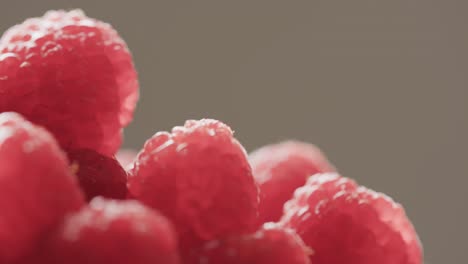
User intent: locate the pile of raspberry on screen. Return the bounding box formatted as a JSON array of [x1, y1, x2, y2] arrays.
[[0, 10, 423, 264]]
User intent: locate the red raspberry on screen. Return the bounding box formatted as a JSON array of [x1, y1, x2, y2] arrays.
[[43, 198, 180, 264], [115, 149, 137, 169], [280, 173, 423, 264], [67, 149, 127, 201], [0, 10, 139, 155], [249, 140, 335, 223], [0, 112, 84, 263], [184, 223, 311, 264], [128, 119, 259, 242]]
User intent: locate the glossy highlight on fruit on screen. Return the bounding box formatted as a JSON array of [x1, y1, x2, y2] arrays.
[[115, 149, 137, 169]]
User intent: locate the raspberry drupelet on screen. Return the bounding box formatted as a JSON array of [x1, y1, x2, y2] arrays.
[[0, 9, 139, 155], [280, 173, 423, 264], [128, 119, 259, 245]]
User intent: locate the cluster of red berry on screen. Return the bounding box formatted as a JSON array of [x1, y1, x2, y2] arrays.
[[0, 10, 423, 264]]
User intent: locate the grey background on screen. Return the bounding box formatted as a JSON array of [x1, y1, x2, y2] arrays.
[[1, 1, 467, 262]]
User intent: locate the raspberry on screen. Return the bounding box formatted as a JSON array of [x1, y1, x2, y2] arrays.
[[128, 119, 259, 242], [0, 10, 139, 155], [280, 173, 423, 264], [115, 149, 137, 169], [42, 198, 180, 264], [67, 149, 127, 201], [184, 223, 311, 264], [0, 112, 84, 263], [249, 140, 335, 223]]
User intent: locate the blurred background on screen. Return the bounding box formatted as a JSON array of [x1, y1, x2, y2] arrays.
[[1, 0, 466, 262]]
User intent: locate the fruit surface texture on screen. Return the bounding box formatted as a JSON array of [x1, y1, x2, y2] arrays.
[[0, 9, 139, 155]]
